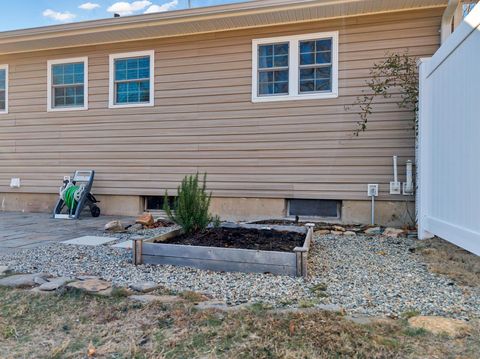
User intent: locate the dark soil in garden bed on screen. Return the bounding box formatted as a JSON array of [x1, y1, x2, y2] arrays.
[[158, 227, 306, 252]]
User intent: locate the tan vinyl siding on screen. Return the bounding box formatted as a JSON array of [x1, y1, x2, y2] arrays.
[[0, 8, 442, 201]]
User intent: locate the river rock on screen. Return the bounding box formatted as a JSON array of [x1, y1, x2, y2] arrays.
[[129, 281, 162, 293], [67, 278, 111, 293], [408, 316, 471, 337], [383, 228, 405, 238], [39, 277, 73, 291], [314, 229, 330, 235], [105, 220, 124, 232], [136, 213, 154, 226], [0, 273, 48, 288], [365, 227, 382, 235]]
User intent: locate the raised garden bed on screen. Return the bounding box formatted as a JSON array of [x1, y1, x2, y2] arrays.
[[133, 223, 314, 277]]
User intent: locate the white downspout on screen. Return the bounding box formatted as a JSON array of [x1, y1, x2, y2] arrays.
[[441, 0, 461, 44]]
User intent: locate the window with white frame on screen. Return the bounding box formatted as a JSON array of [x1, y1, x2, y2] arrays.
[[47, 57, 88, 111], [252, 32, 338, 102], [0, 65, 8, 113], [109, 50, 154, 108]]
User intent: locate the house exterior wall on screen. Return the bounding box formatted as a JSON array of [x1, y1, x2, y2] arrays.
[[0, 8, 443, 223]]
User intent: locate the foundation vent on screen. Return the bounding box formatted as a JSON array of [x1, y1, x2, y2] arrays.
[[287, 199, 341, 219]]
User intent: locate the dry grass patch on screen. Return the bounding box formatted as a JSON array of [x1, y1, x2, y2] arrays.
[[415, 238, 480, 287], [0, 287, 479, 358]]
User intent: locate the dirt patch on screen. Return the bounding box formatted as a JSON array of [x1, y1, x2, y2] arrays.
[[415, 237, 480, 287], [158, 227, 305, 252]]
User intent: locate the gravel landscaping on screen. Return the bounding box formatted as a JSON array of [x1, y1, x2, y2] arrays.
[[1, 229, 479, 319]]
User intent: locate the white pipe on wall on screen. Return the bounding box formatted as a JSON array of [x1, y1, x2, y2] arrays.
[[393, 155, 398, 183], [441, 0, 461, 44]]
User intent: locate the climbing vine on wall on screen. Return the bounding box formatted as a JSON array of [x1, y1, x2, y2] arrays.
[[353, 52, 419, 136]]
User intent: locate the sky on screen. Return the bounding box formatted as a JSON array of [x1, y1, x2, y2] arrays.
[[0, 0, 248, 31]]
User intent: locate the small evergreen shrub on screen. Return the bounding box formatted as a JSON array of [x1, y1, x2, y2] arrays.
[[163, 173, 216, 235]]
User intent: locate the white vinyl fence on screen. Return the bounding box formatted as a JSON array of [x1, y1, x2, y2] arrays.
[[417, 5, 480, 255]]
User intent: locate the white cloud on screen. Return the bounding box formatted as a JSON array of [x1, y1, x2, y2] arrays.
[[144, 0, 179, 14], [79, 2, 101, 10], [107, 1, 152, 16], [42, 9, 76, 22]]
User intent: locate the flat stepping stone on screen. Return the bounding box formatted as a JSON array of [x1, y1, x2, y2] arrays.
[[39, 277, 73, 291], [112, 240, 133, 249], [0, 266, 10, 275], [0, 273, 48, 288], [129, 282, 162, 293], [128, 294, 183, 304], [62, 236, 118, 246], [67, 279, 111, 293]]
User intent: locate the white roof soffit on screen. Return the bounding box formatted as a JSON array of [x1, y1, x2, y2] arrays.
[[0, 0, 448, 55]]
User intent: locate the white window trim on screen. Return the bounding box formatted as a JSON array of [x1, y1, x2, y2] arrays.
[[252, 31, 339, 103], [109, 50, 155, 109], [0, 64, 8, 114], [47, 57, 88, 112]]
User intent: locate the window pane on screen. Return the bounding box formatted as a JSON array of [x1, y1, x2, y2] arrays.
[[140, 90, 150, 102], [316, 39, 332, 51], [300, 80, 315, 92], [274, 43, 289, 55], [300, 41, 315, 54], [259, 56, 273, 69], [63, 74, 74, 84], [316, 79, 331, 91], [259, 71, 273, 83], [300, 68, 315, 80], [64, 64, 74, 75], [54, 87, 65, 97], [0, 89, 5, 110], [316, 67, 331, 79], [300, 53, 314, 65], [116, 92, 127, 103], [274, 70, 288, 82], [316, 52, 331, 64], [128, 92, 139, 102], [116, 69, 127, 81], [138, 67, 149, 78], [274, 82, 288, 94], [138, 57, 149, 68], [259, 83, 273, 95], [0, 69, 5, 85], [117, 83, 128, 93], [274, 55, 288, 67], [258, 44, 273, 57]]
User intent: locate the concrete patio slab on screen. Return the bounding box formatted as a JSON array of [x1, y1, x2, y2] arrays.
[[0, 212, 134, 254], [62, 236, 118, 246]]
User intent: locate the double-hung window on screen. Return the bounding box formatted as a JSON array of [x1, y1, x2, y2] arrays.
[[109, 50, 154, 108], [0, 65, 8, 114], [47, 57, 88, 111], [252, 31, 338, 102]]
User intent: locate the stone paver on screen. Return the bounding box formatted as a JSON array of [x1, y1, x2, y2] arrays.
[[62, 236, 118, 246], [0, 212, 133, 254]]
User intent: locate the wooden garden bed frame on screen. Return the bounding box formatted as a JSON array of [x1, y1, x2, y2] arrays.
[[133, 223, 314, 277]]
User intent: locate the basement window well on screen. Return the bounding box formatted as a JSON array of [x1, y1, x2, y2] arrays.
[[144, 196, 176, 212], [288, 199, 341, 219]]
